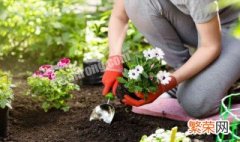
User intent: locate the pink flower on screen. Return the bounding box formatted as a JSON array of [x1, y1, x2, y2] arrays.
[[48, 72, 56, 80], [33, 70, 43, 77], [57, 58, 71, 68], [39, 65, 53, 72], [42, 70, 56, 80], [33, 65, 56, 80]]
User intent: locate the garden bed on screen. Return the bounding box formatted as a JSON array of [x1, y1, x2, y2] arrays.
[[0, 77, 215, 142]]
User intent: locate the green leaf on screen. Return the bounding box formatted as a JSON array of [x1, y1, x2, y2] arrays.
[[123, 69, 129, 78], [142, 72, 148, 79], [42, 102, 50, 112], [149, 86, 157, 93], [140, 135, 148, 142], [62, 106, 70, 112], [117, 77, 127, 84], [124, 84, 129, 88], [134, 86, 143, 92]]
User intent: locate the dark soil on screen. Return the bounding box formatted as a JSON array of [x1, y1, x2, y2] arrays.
[[0, 77, 218, 142]]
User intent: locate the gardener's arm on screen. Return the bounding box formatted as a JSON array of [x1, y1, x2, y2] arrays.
[[102, 0, 129, 96], [172, 15, 221, 83], [108, 0, 129, 56]]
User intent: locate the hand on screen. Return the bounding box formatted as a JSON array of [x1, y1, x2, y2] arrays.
[[122, 76, 177, 106], [102, 55, 123, 96]]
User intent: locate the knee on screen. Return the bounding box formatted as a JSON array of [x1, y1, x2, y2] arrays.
[[179, 97, 217, 118], [177, 83, 221, 118]]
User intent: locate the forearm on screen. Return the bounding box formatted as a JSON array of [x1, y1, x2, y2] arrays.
[[172, 15, 221, 84], [108, 15, 129, 56], [172, 46, 221, 84]]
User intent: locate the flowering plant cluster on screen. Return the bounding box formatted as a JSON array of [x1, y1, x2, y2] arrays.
[[140, 128, 191, 142], [27, 58, 80, 112], [118, 48, 171, 97], [0, 70, 14, 109]]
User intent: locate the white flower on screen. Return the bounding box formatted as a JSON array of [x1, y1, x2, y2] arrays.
[[143, 48, 165, 61], [157, 71, 172, 85], [143, 49, 155, 60], [135, 65, 144, 74], [153, 48, 165, 60], [162, 60, 167, 65], [128, 69, 140, 80], [155, 129, 165, 134]]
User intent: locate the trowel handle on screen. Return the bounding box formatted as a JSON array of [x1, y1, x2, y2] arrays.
[[105, 93, 114, 101], [107, 99, 110, 104]]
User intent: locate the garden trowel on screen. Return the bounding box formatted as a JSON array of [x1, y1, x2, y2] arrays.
[[89, 93, 115, 124]]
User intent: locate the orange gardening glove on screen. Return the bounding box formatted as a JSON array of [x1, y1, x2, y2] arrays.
[[102, 55, 123, 96], [122, 76, 177, 106]]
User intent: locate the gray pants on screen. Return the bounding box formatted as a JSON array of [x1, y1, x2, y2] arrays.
[[124, 0, 240, 118]]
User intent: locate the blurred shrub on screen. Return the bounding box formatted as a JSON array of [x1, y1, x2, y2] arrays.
[[27, 58, 80, 112], [0, 0, 86, 64], [0, 0, 150, 66], [0, 70, 13, 109], [84, 10, 150, 63], [232, 21, 240, 38], [219, 0, 240, 37]]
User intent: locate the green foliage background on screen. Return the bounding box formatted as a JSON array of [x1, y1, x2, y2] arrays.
[[0, 0, 149, 66], [0, 70, 13, 109], [0, 0, 239, 66], [0, 0, 86, 64]]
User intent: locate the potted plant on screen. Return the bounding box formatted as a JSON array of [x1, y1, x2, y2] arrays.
[[27, 58, 80, 112], [83, 59, 104, 85], [117, 48, 169, 100], [0, 70, 13, 138]]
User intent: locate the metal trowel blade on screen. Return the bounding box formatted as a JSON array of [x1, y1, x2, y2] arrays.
[[90, 103, 115, 124]]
